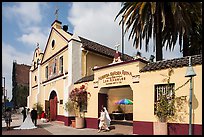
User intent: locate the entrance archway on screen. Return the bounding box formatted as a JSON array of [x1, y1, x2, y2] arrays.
[[98, 85, 133, 132], [49, 90, 58, 121]]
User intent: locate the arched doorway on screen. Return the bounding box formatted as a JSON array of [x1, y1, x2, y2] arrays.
[[98, 85, 133, 133], [49, 90, 58, 121]]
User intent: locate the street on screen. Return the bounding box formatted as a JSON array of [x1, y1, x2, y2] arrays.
[[2, 113, 135, 135]]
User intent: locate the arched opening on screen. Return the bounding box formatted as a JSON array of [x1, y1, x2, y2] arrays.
[[98, 85, 133, 132], [48, 90, 58, 121]]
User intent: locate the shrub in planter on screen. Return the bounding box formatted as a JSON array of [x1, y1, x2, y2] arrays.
[[65, 84, 91, 128], [33, 102, 43, 119], [154, 68, 188, 135]]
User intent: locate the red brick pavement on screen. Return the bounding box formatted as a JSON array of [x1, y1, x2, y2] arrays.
[[2, 126, 52, 135]]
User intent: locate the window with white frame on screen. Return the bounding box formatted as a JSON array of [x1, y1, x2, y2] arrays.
[[53, 58, 57, 75], [79, 92, 88, 112], [59, 56, 63, 74], [45, 66, 48, 80], [154, 83, 175, 115], [34, 62, 36, 69]]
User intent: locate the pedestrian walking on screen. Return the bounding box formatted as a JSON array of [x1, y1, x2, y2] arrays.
[[31, 108, 38, 126], [21, 107, 27, 122], [98, 108, 110, 133], [103, 106, 111, 128], [4, 108, 12, 130]]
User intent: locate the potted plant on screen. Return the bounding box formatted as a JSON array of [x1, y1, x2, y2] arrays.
[[65, 84, 91, 129], [154, 67, 189, 135], [33, 102, 43, 119], [154, 68, 176, 135]]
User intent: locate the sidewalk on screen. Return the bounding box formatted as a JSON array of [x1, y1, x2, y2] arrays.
[[37, 118, 134, 135], [2, 114, 52, 135], [2, 113, 135, 135]]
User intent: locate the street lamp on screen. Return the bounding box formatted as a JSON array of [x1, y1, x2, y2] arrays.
[[121, 15, 124, 61], [185, 56, 196, 135]]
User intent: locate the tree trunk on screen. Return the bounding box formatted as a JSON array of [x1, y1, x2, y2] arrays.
[[183, 33, 189, 57], [155, 3, 163, 61]]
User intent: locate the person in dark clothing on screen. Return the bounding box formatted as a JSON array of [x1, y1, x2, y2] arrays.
[[21, 107, 27, 122], [4, 108, 12, 130], [31, 108, 38, 126]]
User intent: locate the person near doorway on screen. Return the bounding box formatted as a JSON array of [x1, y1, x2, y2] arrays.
[[21, 107, 27, 122], [31, 108, 38, 126], [103, 106, 111, 128], [40, 111, 47, 123], [4, 108, 12, 130], [98, 108, 110, 133]]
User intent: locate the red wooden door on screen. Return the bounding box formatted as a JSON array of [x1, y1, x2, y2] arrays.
[[98, 93, 107, 117], [50, 96, 57, 121], [53, 96, 57, 120], [50, 99, 54, 121]]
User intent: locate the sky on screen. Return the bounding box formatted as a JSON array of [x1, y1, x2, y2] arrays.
[[2, 2, 182, 101]]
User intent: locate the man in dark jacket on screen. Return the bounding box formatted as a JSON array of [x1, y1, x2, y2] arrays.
[[21, 107, 27, 122], [31, 108, 38, 126]]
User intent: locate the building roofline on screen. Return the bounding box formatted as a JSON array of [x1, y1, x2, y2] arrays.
[[140, 54, 202, 72], [93, 58, 148, 71]]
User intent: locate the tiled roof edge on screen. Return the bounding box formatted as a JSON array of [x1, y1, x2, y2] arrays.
[[74, 74, 94, 84], [140, 54, 202, 72]]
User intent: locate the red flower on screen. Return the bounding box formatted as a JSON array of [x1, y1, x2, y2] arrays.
[[69, 84, 91, 106]]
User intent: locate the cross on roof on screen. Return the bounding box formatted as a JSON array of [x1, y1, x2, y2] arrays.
[[36, 42, 39, 48], [55, 7, 59, 20]]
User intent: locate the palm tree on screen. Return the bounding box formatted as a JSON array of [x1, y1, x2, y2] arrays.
[[181, 3, 202, 56], [115, 2, 202, 61], [182, 23, 202, 57]]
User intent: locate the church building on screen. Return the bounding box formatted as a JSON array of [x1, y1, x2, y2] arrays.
[[28, 19, 202, 135], [28, 19, 132, 123]]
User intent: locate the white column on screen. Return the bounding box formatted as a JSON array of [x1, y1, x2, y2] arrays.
[[64, 45, 69, 116], [65, 33, 82, 117], [63, 76, 68, 116], [27, 70, 32, 108], [68, 33, 82, 85], [37, 64, 41, 103], [43, 85, 45, 104]]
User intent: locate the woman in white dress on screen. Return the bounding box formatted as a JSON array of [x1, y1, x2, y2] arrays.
[[103, 106, 111, 128], [98, 108, 110, 133], [14, 108, 37, 130]]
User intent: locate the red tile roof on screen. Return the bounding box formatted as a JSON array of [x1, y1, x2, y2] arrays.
[[79, 36, 133, 61], [74, 74, 94, 84], [140, 54, 202, 72], [64, 30, 133, 61]]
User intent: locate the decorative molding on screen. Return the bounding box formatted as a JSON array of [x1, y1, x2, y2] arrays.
[[41, 45, 68, 65], [93, 59, 148, 71], [42, 72, 68, 85]]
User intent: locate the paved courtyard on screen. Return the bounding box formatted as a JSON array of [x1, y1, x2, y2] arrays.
[[2, 113, 135, 135]]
